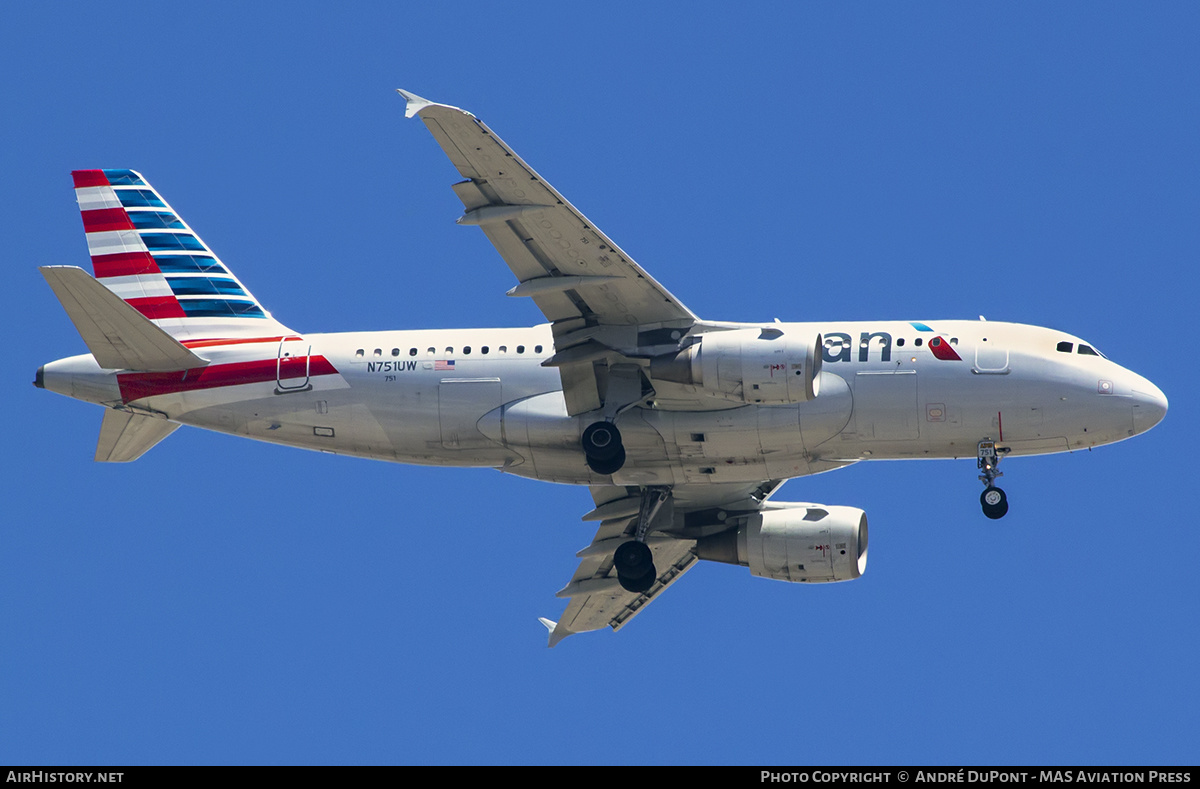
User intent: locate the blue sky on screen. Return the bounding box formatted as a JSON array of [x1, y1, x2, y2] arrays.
[[3, 2, 1196, 765]]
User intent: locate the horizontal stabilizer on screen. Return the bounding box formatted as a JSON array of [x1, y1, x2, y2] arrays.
[[96, 409, 180, 462], [40, 266, 209, 371]]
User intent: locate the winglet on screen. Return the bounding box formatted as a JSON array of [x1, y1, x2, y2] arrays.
[[395, 88, 473, 120], [538, 617, 573, 648], [396, 88, 433, 118]]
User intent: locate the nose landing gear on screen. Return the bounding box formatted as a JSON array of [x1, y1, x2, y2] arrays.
[[977, 440, 1011, 519]]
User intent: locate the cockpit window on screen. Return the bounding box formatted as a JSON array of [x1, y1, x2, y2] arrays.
[[1057, 341, 1073, 353], [1078, 344, 1100, 357]]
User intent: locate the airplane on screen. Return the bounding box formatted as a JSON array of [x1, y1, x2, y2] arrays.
[[35, 89, 1168, 646]]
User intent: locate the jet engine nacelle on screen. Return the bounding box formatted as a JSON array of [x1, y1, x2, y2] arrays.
[[694, 503, 868, 583], [650, 329, 822, 405]]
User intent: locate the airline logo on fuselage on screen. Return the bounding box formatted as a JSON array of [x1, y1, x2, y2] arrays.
[[822, 331, 962, 363]]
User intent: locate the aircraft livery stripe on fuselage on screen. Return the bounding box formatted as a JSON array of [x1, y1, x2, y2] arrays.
[[117, 356, 340, 402], [181, 335, 303, 349]]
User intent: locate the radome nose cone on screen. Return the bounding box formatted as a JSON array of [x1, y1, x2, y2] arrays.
[[1131, 378, 1168, 433]]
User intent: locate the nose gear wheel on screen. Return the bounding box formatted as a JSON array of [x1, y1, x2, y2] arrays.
[[980, 486, 1008, 519], [977, 440, 1012, 519]]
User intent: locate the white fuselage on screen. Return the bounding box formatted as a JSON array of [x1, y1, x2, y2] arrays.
[[40, 319, 1169, 487]]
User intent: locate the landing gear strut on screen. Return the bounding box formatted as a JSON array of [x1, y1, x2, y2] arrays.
[[977, 440, 1011, 519], [613, 487, 669, 593]]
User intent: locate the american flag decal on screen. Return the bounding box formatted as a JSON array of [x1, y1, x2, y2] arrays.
[[435, 359, 455, 371]]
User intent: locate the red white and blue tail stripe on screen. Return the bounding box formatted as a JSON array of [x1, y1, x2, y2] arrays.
[[72, 169, 290, 340]]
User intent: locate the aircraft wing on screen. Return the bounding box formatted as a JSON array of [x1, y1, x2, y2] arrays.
[[399, 89, 699, 414], [541, 481, 787, 646]]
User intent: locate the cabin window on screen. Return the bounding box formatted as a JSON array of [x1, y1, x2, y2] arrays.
[[481, 346, 489, 354], [517, 345, 525, 354], [463, 346, 471, 354], [409, 348, 418, 356], [914, 338, 923, 347], [373, 349, 382, 357], [950, 338, 958, 345], [445, 347, 453, 355], [391, 348, 400, 356], [499, 346, 507, 353], [427, 347, 436, 356], [1057, 341, 1074, 353], [896, 338, 905, 347], [355, 349, 364, 358], [535, 345, 543, 353]]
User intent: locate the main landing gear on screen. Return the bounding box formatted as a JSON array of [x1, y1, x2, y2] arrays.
[[613, 540, 654, 593], [613, 487, 670, 593], [580, 363, 648, 476], [582, 420, 625, 475], [977, 440, 1011, 519]]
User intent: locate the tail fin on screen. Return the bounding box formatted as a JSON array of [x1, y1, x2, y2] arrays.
[[71, 169, 290, 341]]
